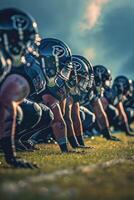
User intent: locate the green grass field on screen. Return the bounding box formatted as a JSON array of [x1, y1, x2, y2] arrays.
[[0, 133, 134, 200]]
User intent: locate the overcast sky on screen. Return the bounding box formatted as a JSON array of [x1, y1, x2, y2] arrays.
[[0, 0, 134, 79]]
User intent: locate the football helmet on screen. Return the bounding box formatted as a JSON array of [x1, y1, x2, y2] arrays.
[[0, 8, 39, 67], [113, 75, 130, 95], [67, 55, 91, 93], [74, 55, 94, 90], [93, 65, 112, 87], [38, 38, 72, 88]]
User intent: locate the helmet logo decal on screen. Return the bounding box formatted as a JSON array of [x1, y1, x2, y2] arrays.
[[73, 61, 82, 71], [52, 45, 65, 58], [118, 78, 126, 84], [11, 15, 29, 30], [117, 78, 126, 90], [96, 67, 105, 74], [96, 67, 106, 79]]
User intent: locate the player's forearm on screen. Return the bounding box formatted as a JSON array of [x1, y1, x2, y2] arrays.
[[117, 102, 128, 123], [93, 98, 109, 130]]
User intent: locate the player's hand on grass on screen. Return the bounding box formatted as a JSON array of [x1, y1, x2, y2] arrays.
[[6, 157, 39, 169], [76, 145, 95, 149], [108, 136, 121, 142]]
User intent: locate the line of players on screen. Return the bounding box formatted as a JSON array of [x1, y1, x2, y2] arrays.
[[0, 8, 134, 169]]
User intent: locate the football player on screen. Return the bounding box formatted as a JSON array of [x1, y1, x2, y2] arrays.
[[123, 79, 134, 127], [0, 8, 47, 168], [64, 55, 95, 148], [110, 76, 134, 136], [24, 38, 73, 153], [83, 65, 120, 141]]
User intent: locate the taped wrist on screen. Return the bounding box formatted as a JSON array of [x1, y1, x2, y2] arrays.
[[76, 135, 84, 146], [1, 136, 16, 163], [68, 136, 79, 148]]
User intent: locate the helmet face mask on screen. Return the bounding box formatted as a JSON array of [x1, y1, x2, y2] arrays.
[[67, 56, 92, 93], [0, 8, 38, 67], [40, 54, 59, 87], [42, 55, 59, 78], [78, 75, 90, 92], [26, 46, 64, 89], [105, 73, 112, 87], [67, 71, 77, 89], [73, 55, 94, 91], [93, 65, 112, 88], [38, 38, 72, 88], [59, 62, 72, 81]]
